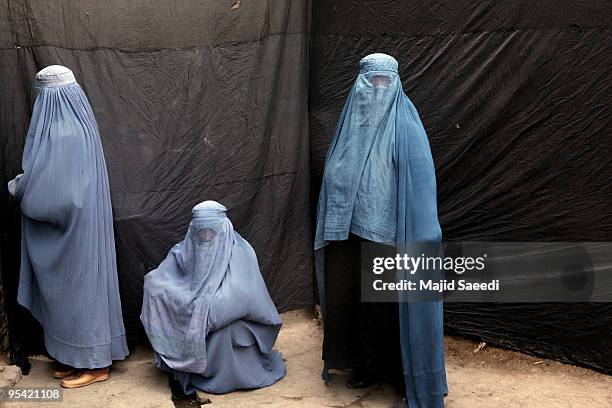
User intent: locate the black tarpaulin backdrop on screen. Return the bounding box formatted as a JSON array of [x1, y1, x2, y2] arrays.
[[310, 1, 612, 374], [1, 0, 611, 374], [0, 0, 313, 357]]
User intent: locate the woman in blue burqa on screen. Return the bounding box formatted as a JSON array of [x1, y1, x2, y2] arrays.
[[141, 201, 286, 401], [315, 53, 448, 407], [7, 65, 129, 388]]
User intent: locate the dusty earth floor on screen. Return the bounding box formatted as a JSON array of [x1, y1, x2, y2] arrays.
[[4, 309, 612, 408]]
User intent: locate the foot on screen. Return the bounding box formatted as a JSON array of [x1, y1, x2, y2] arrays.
[[60, 368, 109, 389], [168, 377, 211, 404], [52, 362, 76, 379], [389, 397, 407, 408], [346, 373, 373, 389], [168, 377, 194, 400]]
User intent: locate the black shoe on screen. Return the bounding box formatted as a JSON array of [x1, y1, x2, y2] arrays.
[[346, 373, 373, 389], [168, 377, 212, 405], [168, 377, 195, 400], [389, 397, 407, 408]]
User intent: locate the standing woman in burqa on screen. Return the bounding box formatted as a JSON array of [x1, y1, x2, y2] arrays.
[[7, 65, 129, 388], [315, 54, 448, 407]]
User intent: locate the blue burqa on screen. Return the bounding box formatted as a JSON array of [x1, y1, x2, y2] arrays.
[[140, 201, 286, 394], [315, 54, 448, 408], [12, 65, 129, 368]]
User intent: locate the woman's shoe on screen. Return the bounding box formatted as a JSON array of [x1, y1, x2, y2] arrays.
[[60, 368, 109, 389], [390, 397, 408, 408], [168, 376, 194, 400], [168, 376, 212, 404], [52, 362, 76, 379], [346, 373, 374, 389]]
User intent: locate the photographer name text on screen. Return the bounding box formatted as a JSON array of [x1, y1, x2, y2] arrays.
[[373, 279, 500, 292]]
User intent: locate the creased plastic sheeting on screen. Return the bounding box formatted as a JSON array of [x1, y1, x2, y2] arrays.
[[310, 1, 612, 374], [0, 0, 312, 362], [0, 0, 308, 50]]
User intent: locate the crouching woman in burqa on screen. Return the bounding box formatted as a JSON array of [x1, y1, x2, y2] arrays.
[[315, 54, 448, 407], [140, 201, 286, 402], [7, 65, 129, 388]]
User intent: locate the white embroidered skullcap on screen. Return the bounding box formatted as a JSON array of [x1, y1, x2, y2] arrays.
[[360, 53, 398, 74], [192, 201, 228, 218], [34, 65, 77, 88]]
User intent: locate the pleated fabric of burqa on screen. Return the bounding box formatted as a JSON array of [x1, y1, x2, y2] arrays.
[[12, 65, 129, 368], [141, 201, 286, 395], [315, 54, 448, 408]]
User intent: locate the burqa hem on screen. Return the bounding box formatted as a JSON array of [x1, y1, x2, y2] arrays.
[[18, 271, 129, 369]]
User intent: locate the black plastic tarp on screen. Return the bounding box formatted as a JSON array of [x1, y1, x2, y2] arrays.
[[0, 0, 313, 355], [1, 0, 611, 376], [310, 1, 612, 373]]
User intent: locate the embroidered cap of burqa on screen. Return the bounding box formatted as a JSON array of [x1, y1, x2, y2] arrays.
[[13, 65, 129, 368], [141, 201, 286, 394], [315, 54, 448, 408]]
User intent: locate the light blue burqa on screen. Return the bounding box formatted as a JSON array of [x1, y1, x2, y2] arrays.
[[140, 201, 286, 394], [315, 54, 448, 408], [13, 65, 129, 368]]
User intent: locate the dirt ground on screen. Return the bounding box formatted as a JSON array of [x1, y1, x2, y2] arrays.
[[4, 309, 612, 408]]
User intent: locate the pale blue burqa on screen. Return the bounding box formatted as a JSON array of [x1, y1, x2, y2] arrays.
[[140, 201, 286, 394], [315, 54, 448, 408], [12, 65, 129, 368]]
